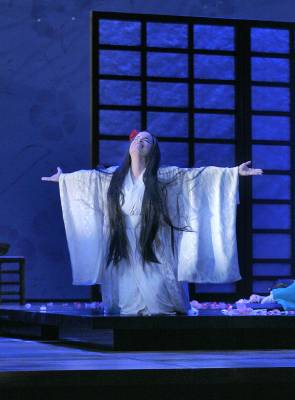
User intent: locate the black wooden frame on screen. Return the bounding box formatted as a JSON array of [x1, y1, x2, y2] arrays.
[[91, 11, 295, 302]]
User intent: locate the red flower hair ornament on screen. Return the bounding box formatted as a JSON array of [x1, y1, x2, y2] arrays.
[[129, 129, 139, 141]]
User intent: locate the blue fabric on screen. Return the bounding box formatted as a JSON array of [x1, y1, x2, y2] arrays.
[[272, 281, 295, 310]]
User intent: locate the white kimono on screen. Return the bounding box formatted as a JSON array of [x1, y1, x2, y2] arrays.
[[59, 165, 241, 315]]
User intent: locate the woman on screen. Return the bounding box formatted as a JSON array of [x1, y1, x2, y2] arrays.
[[250, 280, 295, 310], [42, 130, 262, 315]]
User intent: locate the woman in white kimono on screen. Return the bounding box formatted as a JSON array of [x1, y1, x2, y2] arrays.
[[42, 130, 262, 315]]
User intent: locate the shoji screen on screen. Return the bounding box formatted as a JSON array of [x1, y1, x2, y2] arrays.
[[92, 13, 295, 300], [250, 27, 294, 295]]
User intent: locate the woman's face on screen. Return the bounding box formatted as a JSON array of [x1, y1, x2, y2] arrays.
[[129, 131, 154, 158]]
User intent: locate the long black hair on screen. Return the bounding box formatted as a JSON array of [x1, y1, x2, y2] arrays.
[[106, 132, 190, 267]]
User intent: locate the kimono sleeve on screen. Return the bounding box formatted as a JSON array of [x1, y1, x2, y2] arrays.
[[177, 166, 241, 283], [59, 169, 111, 285]]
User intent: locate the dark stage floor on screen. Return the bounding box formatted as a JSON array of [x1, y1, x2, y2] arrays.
[[0, 336, 295, 400], [1, 303, 295, 399]]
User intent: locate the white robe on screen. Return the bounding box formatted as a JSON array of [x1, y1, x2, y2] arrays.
[[59, 165, 241, 315]]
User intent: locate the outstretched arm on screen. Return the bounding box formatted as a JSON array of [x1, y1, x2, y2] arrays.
[[41, 167, 63, 183], [238, 160, 263, 176]]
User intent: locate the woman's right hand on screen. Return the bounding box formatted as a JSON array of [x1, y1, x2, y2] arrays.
[[41, 167, 63, 183]]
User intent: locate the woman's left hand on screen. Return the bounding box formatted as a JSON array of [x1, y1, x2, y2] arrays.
[[238, 161, 263, 176]]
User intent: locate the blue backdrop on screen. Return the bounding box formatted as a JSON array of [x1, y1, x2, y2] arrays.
[[1, 0, 295, 300]]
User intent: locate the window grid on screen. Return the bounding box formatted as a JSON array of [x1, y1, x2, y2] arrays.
[[92, 12, 295, 300], [248, 26, 294, 294], [96, 21, 237, 157]]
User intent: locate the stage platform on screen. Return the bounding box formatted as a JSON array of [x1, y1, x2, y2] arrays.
[[0, 302, 294, 351], [1, 303, 295, 399]]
